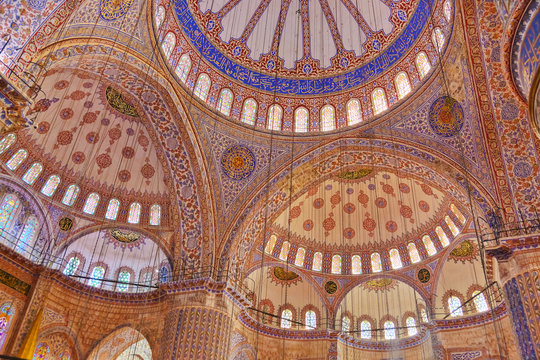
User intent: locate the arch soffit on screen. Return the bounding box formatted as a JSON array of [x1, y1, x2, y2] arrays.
[[36, 326, 81, 360], [86, 325, 154, 360]]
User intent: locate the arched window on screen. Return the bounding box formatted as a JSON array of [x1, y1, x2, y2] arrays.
[[331, 255, 342, 274], [6, 149, 27, 170], [406, 316, 417, 336], [160, 266, 169, 283], [435, 226, 450, 247], [432, 28, 445, 52], [312, 252, 323, 271], [63, 257, 80, 276], [360, 320, 371, 339], [83, 193, 100, 215], [448, 296, 463, 317], [128, 202, 141, 224], [150, 204, 161, 226], [62, 185, 79, 206], [194, 73, 210, 101], [371, 252, 382, 273], [105, 199, 120, 220], [240, 98, 257, 125], [155, 5, 165, 28], [342, 316, 351, 332], [444, 215, 460, 236], [320, 105, 335, 131], [346, 99, 362, 125], [372, 88, 388, 115], [420, 308, 429, 323], [389, 248, 403, 269], [281, 309, 292, 328], [395, 72, 412, 99], [443, 0, 452, 22], [295, 247, 305, 267], [142, 270, 153, 286], [407, 243, 421, 263], [88, 266, 105, 287], [279, 241, 290, 261], [117, 271, 131, 292], [384, 321, 396, 339], [162, 32, 176, 59], [264, 234, 277, 254], [422, 235, 437, 256], [40, 175, 60, 197], [351, 255, 362, 274], [305, 310, 316, 329], [16, 216, 38, 254], [416, 52, 431, 79], [59, 351, 71, 360], [267, 104, 283, 131], [0, 134, 16, 155], [175, 54, 191, 83], [33, 342, 50, 359], [217, 88, 233, 116], [450, 204, 466, 224], [0, 303, 14, 350], [472, 291, 489, 312], [294, 107, 309, 132], [0, 194, 20, 230], [22, 163, 42, 185]]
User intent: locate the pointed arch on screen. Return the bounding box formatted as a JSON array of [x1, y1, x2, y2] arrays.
[[194, 73, 211, 101], [41, 175, 60, 197], [217, 88, 233, 116], [331, 254, 342, 274], [351, 255, 362, 274], [149, 204, 161, 226], [422, 235, 437, 256], [241, 98, 257, 125], [105, 199, 120, 220], [395, 72, 412, 99], [432, 27, 445, 52], [294, 106, 309, 132], [162, 32, 176, 59], [62, 185, 79, 206], [267, 104, 283, 131], [372, 88, 388, 115], [22, 163, 43, 185], [155, 5, 165, 28], [6, 149, 27, 170], [389, 248, 403, 269], [175, 54, 191, 82], [320, 105, 335, 131], [371, 252, 382, 272], [128, 203, 141, 224], [83, 193, 100, 215], [87, 327, 152, 360], [312, 252, 323, 271], [0, 134, 16, 155], [346, 99, 362, 125], [416, 52, 431, 79]]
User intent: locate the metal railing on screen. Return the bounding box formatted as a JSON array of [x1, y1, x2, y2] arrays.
[[478, 212, 540, 248]]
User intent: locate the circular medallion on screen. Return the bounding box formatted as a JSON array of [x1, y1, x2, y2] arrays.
[[58, 217, 74, 231], [325, 280, 338, 294], [417, 268, 431, 283], [428, 96, 464, 137], [220, 145, 256, 180]]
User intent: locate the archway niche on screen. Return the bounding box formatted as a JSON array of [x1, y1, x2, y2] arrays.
[[87, 327, 152, 360]]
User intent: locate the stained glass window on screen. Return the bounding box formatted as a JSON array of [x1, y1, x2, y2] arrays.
[[150, 204, 161, 226], [305, 310, 316, 329], [16, 216, 38, 254], [160, 266, 169, 283], [88, 266, 105, 287], [142, 270, 153, 286], [162, 32, 176, 59], [346, 99, 362, 125], [472, 291, 489, 312], [432, 28, 445, 52], [117, 271, 130, 292], [267, 104, 283, 131], [372, 88, 388, 115], [63, 257, 80, 276], [22, 163, 42, 185], [406, 317, 417, 336], [445, 215, 460, 236], [105, 199, 120, 220], [436, 226, 450, 247], [312, 252, 323, 271], [407, 243, 421, 263], [416, 52, 431, 79], [59, 352, 71, 360], [294, 107, 309, 132], [175, 54, 191, 83], [389, 248, 403, 269], [241, 98, 257, 125], [6, 149, 27, 170], [0, 134, 16, 155], [360, 320, 371, 339], [444, 0, 452, 22], [281, 309, 292, 328], [0, 194, 20, 230], [342, 316, 351, 332], [40, 175, 60, 197], [450, 204, 466, 224], [395, 72, 412, 99], [448, 296, 463, 317], [128, 202, 141, 224], [331, 255, 342, 274], [83, 193, 100, 215], [155, 5, 165, 28], [420, 308, 429, 323], [279, 241, 290, 261], [32, 342, 50, 359], [194, 73, 210, 102], [351, 255, 362, 274], [320, 105, 335, 132], [62, 185, 79, 206], [0, 303, 14, 351], [217, 88, 233, 116], [295, 247, 305, 267], [371, 252, 382, 273], [264, 234, 277, 254], [384, 321, 396, 339], [422, 235, 437, 256]]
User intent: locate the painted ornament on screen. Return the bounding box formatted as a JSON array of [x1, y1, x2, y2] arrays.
[[428, 96, 464, 137]]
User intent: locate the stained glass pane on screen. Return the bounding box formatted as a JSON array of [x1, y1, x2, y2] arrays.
[[162, 32, 176, 59], [83, 193, 100, 215], [88, 266, 105, 287], [371, 252, 382, 273], [445, 215, 460, 236], [422, 235, 437, 256], [105, 199, 120, 220], [395, 72, 412, 99], [0, 194, 20, 230], [0, 303, 14, 350], [295, 247, 305, 267], [389, 248, 403, 269], [450, 204, 466, 224], [265, 234, 277, 254], [155, 5, 165, 28], [150, 204, 161, 226], [306, 310, 316, 329], [331, 255, 342, 274], [432, 28, 445, 52], [217, 89, 233, 116], [448, 296, 463, 317], [279, 241, 290, 261], [63, 257, 80, 276], [360, 320, 371, 339], [351, 255, 362, 274], [407, 243, 421, 263], [342, 316, 351, 332], [128, 202, 141, 224], [281, 309, 292, 328], [117, 271, 130, 292], [142, 271, 153, 286], [32, 342, 50, 360], [406, 317, 417, 336], [346, 99, 362, 125], [160, 266, 169, 283], [194, 73, 210, 101], [16, 216, 38, 254], [312, 252, 322, 271], [59, 352, 71, 360], [320, 105, 335, 131], [294, 107, 309, 132], [267, 104, 283, 131], [40, 175, 60, 197], [416, 52, 431, 79], [175, 54, 191, 83], [436, 226, 450, 247], [22, 163, 42, 185], [444, 0, 452, 22], [372, 88, 388, 115], [384, 321, 396, 339], [6, 149, 27, 170], [472, 291, 489, 312], [62, 185, 79, 206], [241, 99, 257, 125], [0, 134, 16, 155], [420, 308, 429, 323]]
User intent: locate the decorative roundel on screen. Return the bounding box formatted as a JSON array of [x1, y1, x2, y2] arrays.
[[58, 217, 74, 231], [428, 96, 464, 137], [417, 268, 431, 283], [325, 281, 338, 294], [100, 0, 135, 21], [220, 145, 256, 180]]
